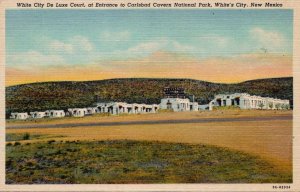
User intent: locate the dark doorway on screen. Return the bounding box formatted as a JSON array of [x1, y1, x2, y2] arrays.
[[108, 106, 113, 114], [127, 107, 132, 113], [234, 97, 240, 106], [216, 99, 222, 106], [119, 106, 124, 113], [167, 100, 172, 110]]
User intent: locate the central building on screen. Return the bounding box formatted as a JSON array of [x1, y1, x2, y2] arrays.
[[159, 87, 199, 111]]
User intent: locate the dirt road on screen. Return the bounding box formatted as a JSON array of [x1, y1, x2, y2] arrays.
[[6, 115, 292, 129]]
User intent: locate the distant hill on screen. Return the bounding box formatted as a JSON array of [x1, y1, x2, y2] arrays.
[[6, 77, 293, 117]]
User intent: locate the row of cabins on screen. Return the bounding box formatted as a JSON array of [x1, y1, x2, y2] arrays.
[[96, 102, 159, 115], [9, 102, 160, 120], [10, 110, 65, 120], [150, 93, 289, 111], [209, 93, 290, 110], [9, 93, 290, 120]]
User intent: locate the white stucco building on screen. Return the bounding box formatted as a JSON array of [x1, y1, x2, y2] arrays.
[[160, 98, 197, 112], [30, 111, 46, 118], [68, 108, 88, 117], [209, 93, 290, 110], [96, 102, 159, 115], [10, 112, 29, 120], [199, 104, 209, 110], [9, 102, 159, 120], [86, 107, 98, 115], [45, 110, 65, 118], [190, 102, 199, 111]]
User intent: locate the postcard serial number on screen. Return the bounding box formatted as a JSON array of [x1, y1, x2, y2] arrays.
[[272, 185, 291, 190]]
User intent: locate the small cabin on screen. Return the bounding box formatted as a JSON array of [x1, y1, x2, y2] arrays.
[[45, 110, 65, 118], [10, 112, 29, 120], [30, 111, 46, 119], [68, 108, 87, 117]]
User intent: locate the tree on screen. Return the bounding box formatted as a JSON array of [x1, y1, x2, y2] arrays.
[[22, 133, 30, 140], [268, 102, 273, 109], [275, 103, 281, 110], [258, 102, 264, 110], [281, 104, 290, 110]]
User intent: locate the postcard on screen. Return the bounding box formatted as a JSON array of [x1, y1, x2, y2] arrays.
[[0, 0, 299, 191]]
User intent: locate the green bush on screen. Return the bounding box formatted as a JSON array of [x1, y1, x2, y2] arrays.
[[258, 103, 264, 110], [6, 143, 12, 146], [14, 142, 21, 146], [23, 133, 30, 140], [268, 103, 273, 109], [275, 103, 281, 110], [47, 140, 56, 144]]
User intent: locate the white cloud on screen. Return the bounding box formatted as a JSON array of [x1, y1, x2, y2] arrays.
[[127, 41, 167, 53], [197, 35, 230, 48], [7, 35, 95, 66], [171, 41, 196, 52], [69, 35, 93, 52], [119, 39, 197, 55], [250, 27, 287, 51], [49, 40, 73, 54], [100, 39, 200, 60], [101, 31, 131, 42], [46, 35, 93, 55], [7, 51, 65, 67], [107, 39, 169, 59]]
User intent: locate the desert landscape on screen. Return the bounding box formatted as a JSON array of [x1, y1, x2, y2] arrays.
[[6, 109, 292, 183]]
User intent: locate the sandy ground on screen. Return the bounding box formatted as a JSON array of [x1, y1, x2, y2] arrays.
[[6, 110, 293, 172]]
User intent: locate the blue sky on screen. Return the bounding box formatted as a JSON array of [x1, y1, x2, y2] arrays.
[[5, 9, 293, 85], [6, 9, 293, 64]]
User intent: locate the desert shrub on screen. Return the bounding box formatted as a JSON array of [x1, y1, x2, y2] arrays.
[[268, 103, 273, 109], [14, 142, 21, 146], [6, 143, 12, 146], [48, 140, 56, 144], [23, 133, 30, 140], [6, 140, 292, 184], [258, 103, 264, 110]]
